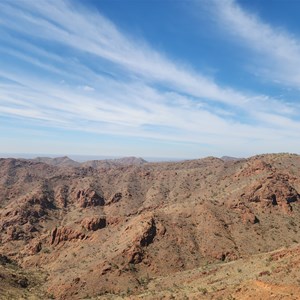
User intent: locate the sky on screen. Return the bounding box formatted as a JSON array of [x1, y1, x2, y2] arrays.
[[1, 0, 300, 159]]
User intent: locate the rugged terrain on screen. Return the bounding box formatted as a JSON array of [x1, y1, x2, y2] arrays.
[[1, 153, 300, 299]]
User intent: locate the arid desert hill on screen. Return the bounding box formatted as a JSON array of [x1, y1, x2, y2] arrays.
[[1, 153, 300, 299], [31, 156, 147, 169]]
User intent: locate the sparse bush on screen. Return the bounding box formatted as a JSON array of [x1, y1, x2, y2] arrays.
[[128, 263, 137, 272], [198, 287, 208, 295]]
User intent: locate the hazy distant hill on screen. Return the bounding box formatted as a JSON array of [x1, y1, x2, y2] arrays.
[[220, 155, 243, 161], [31, 156, 147, 169], [81, 156, 147, 169], [32, 156, 80, 167]]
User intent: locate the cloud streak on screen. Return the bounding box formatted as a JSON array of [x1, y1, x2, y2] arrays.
[[0, 0, 300, 156], [211, 0, 300, 89]]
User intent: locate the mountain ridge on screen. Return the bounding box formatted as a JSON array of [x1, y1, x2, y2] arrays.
[[1, 152, 300, 299], [29, 155, 147, 169]]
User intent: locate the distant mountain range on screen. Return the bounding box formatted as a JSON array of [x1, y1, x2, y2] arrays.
[[220, 155, 244, 161], [31, 155, 147, 168]]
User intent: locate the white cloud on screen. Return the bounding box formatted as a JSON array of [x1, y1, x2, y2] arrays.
[[1, 68, 298, 148], [0, 0, 300, 156], [82, 86, 95, 92], [0, 0, 280, 107], [211, 0, 300, 88]]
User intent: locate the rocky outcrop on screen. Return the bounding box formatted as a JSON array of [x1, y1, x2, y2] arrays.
[[6, 226, 26, 241], [50, 227, 87, 246], [231, 203, 259, 224], [76, 189, 105, 208], [1, 193, 53, 225], [25, 240, 42, 255], [0, 254, 12, 265], [54, 186, 69, 208], [26, 193, 55, 210], [211, 251, 238, 262], [242, 174, 299, 212], [81, 217, 106, 231], [239, 159, 273, 177], [127, 245, 144, 264], [96, 261, 112, 275], [140, 218, 157, 247], [123, 216, 158, 265], [109, 192, 122, 204], [106, 191, 133, 205], [0, 192, 54, 242], [242, 211, 259, 224]]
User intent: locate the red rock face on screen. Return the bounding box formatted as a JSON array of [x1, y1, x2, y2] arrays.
[[238, 159, 273, 177], [50, 227, 87, 246], [242, 173, 299, 213], [26, 241, 42, 255], [81, 217, 106, 231], [231, 202, 260, 224], [54, 186, 69, 208], [0, 191, 54, 242], [76, 189, 105, 208]]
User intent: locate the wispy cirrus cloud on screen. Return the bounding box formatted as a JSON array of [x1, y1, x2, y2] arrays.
[[210, 0, 300, 89], [1, 0, 293, 110], [0, 0, 300, 157], [0, 0, 243, 106]]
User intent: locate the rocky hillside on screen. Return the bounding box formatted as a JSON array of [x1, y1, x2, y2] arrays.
[[0, 153, 300, 299]]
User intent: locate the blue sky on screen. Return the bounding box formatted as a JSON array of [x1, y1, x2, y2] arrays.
[[1, 0, 300, 159]]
